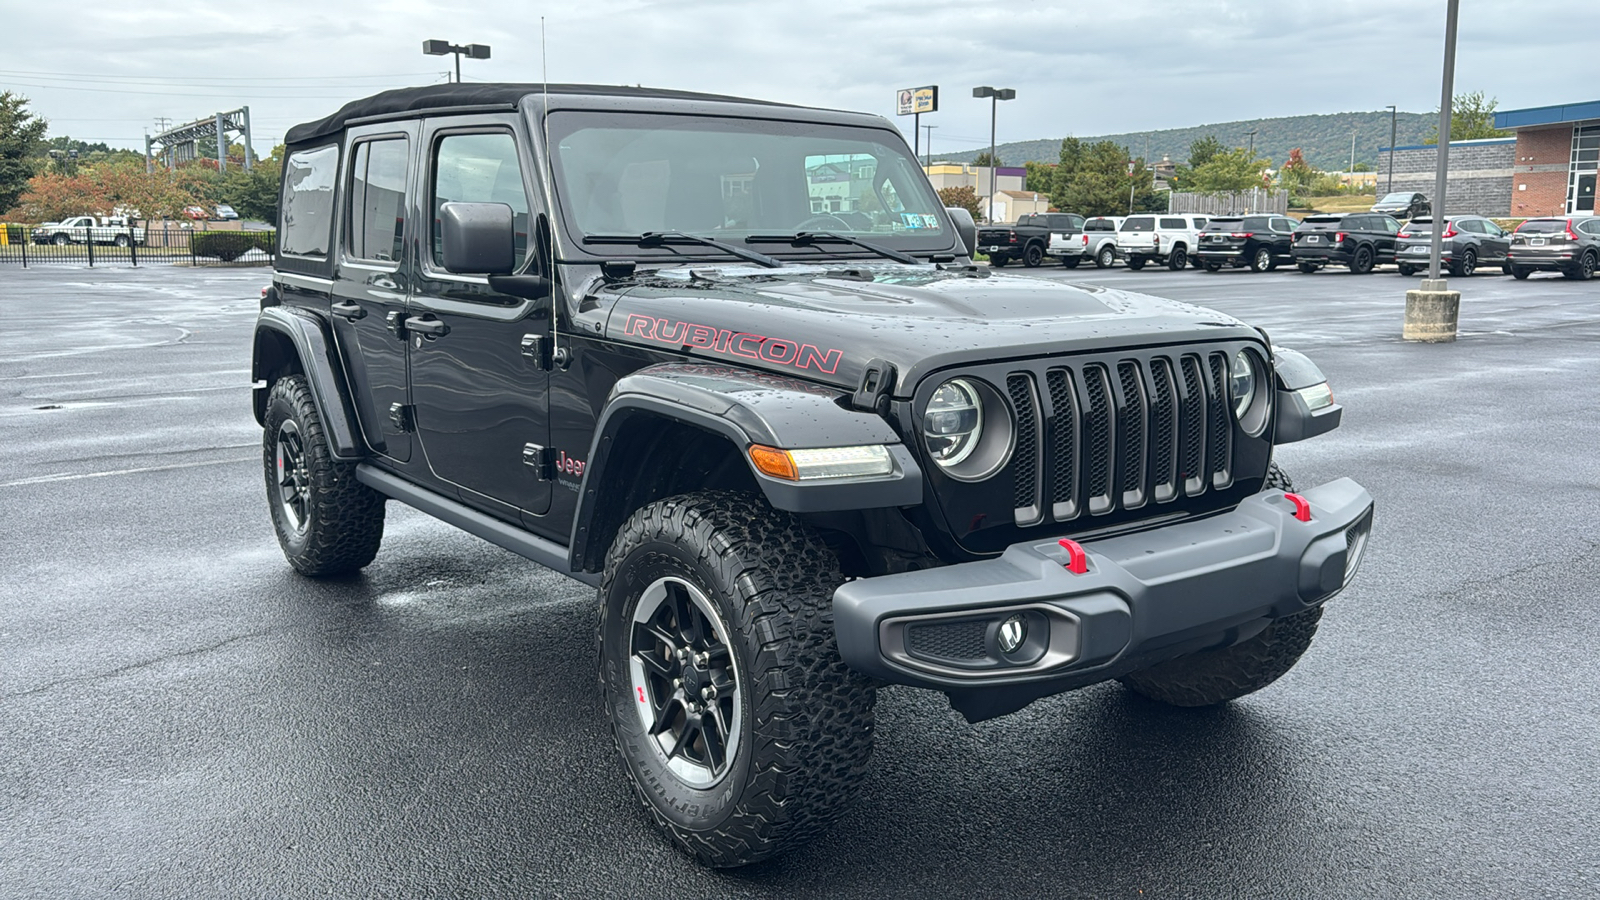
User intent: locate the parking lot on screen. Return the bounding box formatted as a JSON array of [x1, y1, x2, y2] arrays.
[[3, 262, 1599, 898]]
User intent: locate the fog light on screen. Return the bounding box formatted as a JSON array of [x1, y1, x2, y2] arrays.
[[997, 614, 1028, 653]]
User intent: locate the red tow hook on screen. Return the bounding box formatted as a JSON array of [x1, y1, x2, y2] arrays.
[[1058, 538, 1089, 574], [1283, 492, 1312, 523]]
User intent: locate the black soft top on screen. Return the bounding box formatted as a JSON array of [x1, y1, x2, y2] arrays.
[[284, 83, 806, 147]]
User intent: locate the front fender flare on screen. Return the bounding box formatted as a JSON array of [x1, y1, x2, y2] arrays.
[[253, 306, 364, 460], [569, 363, 923, 572]]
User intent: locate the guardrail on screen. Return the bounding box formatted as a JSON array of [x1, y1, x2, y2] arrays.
[[0, 224, 276, 267]]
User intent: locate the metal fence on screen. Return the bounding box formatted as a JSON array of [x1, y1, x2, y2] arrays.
[[1167, 189, 1289, 216], [0, 224, 275, 267]]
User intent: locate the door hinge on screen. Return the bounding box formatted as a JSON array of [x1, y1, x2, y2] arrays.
[[389, 403, 415, 433], [520, 333, 550, 370], [522, 442, 555, 480]]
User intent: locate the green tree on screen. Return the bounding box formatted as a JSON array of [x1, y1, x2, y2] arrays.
[[972, 151, 1000, 168], [218, 156, 283, 223], [937, 185, 984, 223], [1, 92, 50, 215], [1023, 160, 1057, 194], [1048, 137, 1086, 210], [1188, 147, 1271, 192], [1059, 141, 1158, 216], [1169, 136, 1224, 191], [1425, 91, 1511, 144]]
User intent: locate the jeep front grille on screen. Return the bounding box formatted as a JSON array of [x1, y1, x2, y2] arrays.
[[1006, 352, 1236, 525]]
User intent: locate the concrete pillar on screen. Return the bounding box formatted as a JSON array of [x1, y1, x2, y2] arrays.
[[1403, 278, 1460, 342]]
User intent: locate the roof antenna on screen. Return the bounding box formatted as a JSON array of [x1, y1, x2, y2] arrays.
[[540, 16, 563, 367]]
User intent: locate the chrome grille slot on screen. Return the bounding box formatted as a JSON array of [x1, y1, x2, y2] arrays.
[[1006, 373, 1043, 526], [1115, 361, 1147, 509], [1045, 368, 1079, 521]]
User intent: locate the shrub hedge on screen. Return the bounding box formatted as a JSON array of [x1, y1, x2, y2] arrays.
[[190, 230, 276, 261]]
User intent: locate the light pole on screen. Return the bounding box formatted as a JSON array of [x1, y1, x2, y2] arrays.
[[423, 39, 491, 83], [972, 86, 1015, 223], [921, 124, 938, 169], [1245, 128, 1258, 157], [1385, 104, 1398, 194], [1403, 0, 1461, 344], [1349, 129, 1358, 183]]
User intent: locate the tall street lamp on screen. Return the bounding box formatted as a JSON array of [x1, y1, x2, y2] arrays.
[[424, 39, 491, 83], [921, 124, 938, 170], [1245, 128, 1258, 156], [972, 86, 1015, 223], [1385, 104, 1398, 194], [1403, 0, 1461, 344]]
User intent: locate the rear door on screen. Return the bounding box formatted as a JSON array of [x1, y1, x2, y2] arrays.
[[407, 115, 553, 518]]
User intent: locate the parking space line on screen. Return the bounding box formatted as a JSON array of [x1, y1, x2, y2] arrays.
[[0, 456, 256, 488]]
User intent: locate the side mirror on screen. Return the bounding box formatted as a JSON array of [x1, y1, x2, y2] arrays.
[[440, 201, 515, 275], [945, 207, 977, 258]]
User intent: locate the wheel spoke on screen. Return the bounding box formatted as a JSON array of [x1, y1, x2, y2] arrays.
[[636, 649, 673, 678], [666, 714, 698, 760], [701, 711, 727, 771], [649, 692, 682, 737]]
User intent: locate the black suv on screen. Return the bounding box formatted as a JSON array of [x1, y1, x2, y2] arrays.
[[978, 212, 1084, 268], [1507, 217, 1600, 280], [1291, 213, 1401, 274], [254, 83, 1373, 867], [1196, 215, 1299, 272], [1371, 191, 1430, 220], [1394, 215, 1512, 277]]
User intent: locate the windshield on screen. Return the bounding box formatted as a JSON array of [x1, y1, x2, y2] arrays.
[[547, 111, 951, 256], [1379, 192, 1413, 203]]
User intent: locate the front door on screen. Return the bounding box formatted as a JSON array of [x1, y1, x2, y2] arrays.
[[407, 118, 553, 517], [331, 124, 417, 461]]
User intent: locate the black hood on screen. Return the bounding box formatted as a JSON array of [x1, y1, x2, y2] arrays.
[[598, 264, 1260, 395]]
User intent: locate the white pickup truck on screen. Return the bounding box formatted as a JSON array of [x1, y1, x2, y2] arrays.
[[31, 216, 146, 247], [1048, 216, 1123, 268], [1119, 214, 1208, 270]]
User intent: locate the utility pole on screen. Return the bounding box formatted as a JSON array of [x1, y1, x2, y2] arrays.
[[1385, 105, 1398, 194], [921, 124, 937, 169]]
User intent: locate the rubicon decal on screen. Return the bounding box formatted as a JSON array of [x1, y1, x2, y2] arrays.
[[623, 315, 843, 374]]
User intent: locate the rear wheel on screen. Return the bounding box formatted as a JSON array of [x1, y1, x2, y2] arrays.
[[1167, 246, 1188, 270], [1249, 246, 1272, 272], [1347, 245, 1375, 274], [1095, 245, 1116, 268], [1126, 256, 1147, 271], [1451, 247, 1477, 277], [114, 234, 131, 248], [1023, 243, 1045, 267], [52, 233, 70, 246], [599, 491, 876, 867], [1297, 262, 1320, 274], [1564, 251, 1596, 280]]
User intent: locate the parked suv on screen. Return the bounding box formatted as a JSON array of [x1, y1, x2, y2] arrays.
[[1291, 213, 1401, 274], [978, 212, 1084, 267], [254, 83, 1373, 868], [1196, 215, 1299, 272], [1394, 215, 1512, 277], [1120, 214, 1208, 271], [1371, 191, 1430, 220], [1507, 217, 1600, 280], [1049, 215, 1122, 268]]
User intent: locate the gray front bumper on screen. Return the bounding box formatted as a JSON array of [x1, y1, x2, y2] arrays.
[[833, 478, 1374, 720]]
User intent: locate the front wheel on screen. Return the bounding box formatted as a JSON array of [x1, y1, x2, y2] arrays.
[[262, 375, 385, 575], [1167, 246, 1188, 270], [1126, 256, 1147, 271], [599, 491, 876, 867], [1249, 246, 1272, 272], [1022, 243, 1045, 267], [1095, 245, 1116, 268], [114, 234, 131, 248], [52, 233, 70, 246]]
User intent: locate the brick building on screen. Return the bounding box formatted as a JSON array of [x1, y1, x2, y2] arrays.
[[1374, 138, 1515, 217], [1495, 100, 1599, 217]]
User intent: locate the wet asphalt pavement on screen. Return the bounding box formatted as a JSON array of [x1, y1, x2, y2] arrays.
[[2, 261, 1599, 898]]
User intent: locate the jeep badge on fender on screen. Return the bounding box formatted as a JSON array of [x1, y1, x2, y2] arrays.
[[252, 83, 1373, 868]]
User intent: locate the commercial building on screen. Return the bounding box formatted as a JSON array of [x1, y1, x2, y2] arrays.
[[1374, 138, 1515, 216], [923, 163, 1033, 222], [1494, 100, 1599, 217]]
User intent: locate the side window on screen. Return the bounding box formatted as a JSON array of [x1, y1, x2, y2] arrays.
[[1160, 217, 1185, 229], [1193, 217, 1208, 229], [1384, 217, 1401, 234], [432, 132, 531, 268], [1274, 217, 1298, 233], [348, 138, 409, 263], [280, 144, 339, 257]]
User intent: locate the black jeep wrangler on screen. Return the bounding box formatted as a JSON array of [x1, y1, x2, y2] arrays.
[[254, 83, 1374, 867]]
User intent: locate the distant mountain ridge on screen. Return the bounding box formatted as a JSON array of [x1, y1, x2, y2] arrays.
[[942, 111, 1439, 172]]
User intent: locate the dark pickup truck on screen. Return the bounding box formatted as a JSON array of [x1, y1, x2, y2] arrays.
[[978, 212, 1085, 267]]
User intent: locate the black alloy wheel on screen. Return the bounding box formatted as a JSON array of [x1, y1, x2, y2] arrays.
[[1167, 246, 1188, 270], [1023, 243, 1045, 267], [1453, 247, 1477, 277], [1567, 252, 1597, 281], [1249, 246, 1272, 272], [1348, 245, 1375, 274], [1096, 245, 1115, 268]]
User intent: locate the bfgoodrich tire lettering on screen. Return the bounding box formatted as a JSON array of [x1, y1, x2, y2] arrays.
[[262, 374, 385, 576], [598, 491, 876, 867]]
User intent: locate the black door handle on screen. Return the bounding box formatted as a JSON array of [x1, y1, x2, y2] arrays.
[[403, 316, 449, 337], [331, 300, 366, 320]]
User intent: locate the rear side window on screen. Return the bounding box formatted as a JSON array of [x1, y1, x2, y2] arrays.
[[1272, 217, 1298, 232], [1159, 217, 1185, 229], [1086, 218, 1114, 231], [432, 132, 531, 268], [1242, 216, 1272, 231], [1123, 217, 1154, 231], [1192, 217, 1207, 228], [348, 138, 409, 263], [280, 145, 339, 257]]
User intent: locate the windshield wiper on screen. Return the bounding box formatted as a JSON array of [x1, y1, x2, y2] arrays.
[[584, 231, 783, 269], [746, 231, 922, 265]]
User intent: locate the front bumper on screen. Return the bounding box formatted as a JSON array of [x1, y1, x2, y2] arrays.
[[834, 478, 1374, 721]]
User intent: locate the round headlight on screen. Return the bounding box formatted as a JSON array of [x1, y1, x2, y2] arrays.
[[924, 379, 983, 466], [1230, 351, 1258, 420]]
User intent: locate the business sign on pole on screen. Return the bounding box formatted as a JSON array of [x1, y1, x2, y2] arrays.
[[896, 86, 939, 116]]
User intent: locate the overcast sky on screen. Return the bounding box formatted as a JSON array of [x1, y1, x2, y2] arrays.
[[3, 0, 1592, 157]]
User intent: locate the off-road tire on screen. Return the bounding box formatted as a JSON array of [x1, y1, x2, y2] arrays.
[[1126, 256, 1147, 271], [1564, 251, 1596, 281], [262, 374, 385, 576], [1096, 245, 1116, 268], [1347, 245, 1375, 274], [1398, 263, 1417, 276], [1023, 243, 1045, 267], [1249, 246, 1272, 272], [1167, 246, 1188, 270], [1117, 462, 1323, 707], [1297, 262, 1320, 274], [1451, 247, 1477, 277], [598, 491, 876, 867]]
